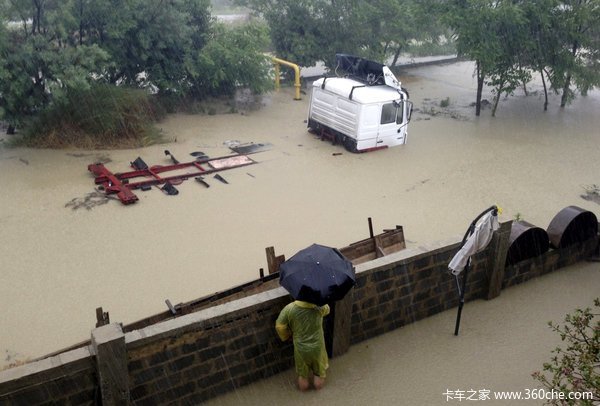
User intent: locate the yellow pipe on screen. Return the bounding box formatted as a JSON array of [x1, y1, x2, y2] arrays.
[[272, 57, 301, 100]]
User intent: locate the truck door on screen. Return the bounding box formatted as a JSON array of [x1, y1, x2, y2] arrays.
[[376, 102, 403, 147], [377, 101, 412, 147]]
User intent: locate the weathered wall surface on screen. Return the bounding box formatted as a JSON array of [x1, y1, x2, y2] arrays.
[[350, 239, 481, 344], [0, 347, 97, 405], [125, 289, 293, 404], [1, 222, 596, 405]]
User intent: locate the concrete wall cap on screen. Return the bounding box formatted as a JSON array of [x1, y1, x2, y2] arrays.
[[355, 236, 462, 274], [0, 346, 92, 384], [125, 286, 290, 345], [91, 323, 124, 347]]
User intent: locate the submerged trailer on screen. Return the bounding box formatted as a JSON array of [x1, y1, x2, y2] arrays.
[[307, 54, 412, 153]]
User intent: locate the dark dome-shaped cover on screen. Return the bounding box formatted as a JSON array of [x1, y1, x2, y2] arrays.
[[506, 221, 550, 266], [547, 206, 598, 249]]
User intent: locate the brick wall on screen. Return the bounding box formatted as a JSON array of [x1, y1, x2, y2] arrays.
[[0, 347, 96, 405], [1, 229, 596, 405], [502, 236, 598, 289], [349, 237, 491, 344], [124, 288, 294, 404]]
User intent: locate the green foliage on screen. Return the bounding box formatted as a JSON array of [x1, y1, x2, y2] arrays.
[[482, 2, 531, 116], [238, 0, 444, 69], [445, 0, 600, 114], [237, 0, 334, 67], [0, 0, 274, 147], [444, 0, 523, 116], [16, 85, 165, 149], [532, 299, 600, 405], [547, 0, 600, 107], [364, 0, 448, 66], [189, 21, 273, 97], [406, 39, 457, 57], [0, 0, 109, 130], [76, 0, 211, 91], [440, 97, 450, 108]]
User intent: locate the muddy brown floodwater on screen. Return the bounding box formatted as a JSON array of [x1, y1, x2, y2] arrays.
[[205, 262, 599, 406], [0, 61, 599, 379]]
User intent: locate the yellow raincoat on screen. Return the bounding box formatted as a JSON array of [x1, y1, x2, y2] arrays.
[[276, 301, 330, 378]]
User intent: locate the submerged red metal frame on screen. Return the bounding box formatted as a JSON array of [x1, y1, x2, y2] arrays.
[[88, 153, 256, 205]]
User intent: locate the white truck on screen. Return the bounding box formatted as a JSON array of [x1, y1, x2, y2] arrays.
[[307, 54, 412, 153]]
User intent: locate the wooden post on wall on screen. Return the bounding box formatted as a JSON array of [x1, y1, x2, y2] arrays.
[[265, 246, 285, 275], [91, 323, 129, 405], [485, 220, 513, 300]]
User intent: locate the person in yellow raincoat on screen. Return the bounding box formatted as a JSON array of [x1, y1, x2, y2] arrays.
[[275, 300, 330, 391]]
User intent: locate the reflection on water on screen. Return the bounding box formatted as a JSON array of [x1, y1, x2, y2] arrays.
[[0, 61, 598, 371]]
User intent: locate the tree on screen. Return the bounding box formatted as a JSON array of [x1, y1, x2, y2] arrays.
[[0, 0, 273, 137], [483, 2, 531, 117], [351, 0, 443, 66], [0, 2, 8, 128], [0, 0, 108, 131], [550, 0, 600, 107], [189, 21, 273, 98], [445, 0, 544, 116], [237, 0, 360, 68], [447, 0, 600, 114], [532, 298, 600, 405], [73, 0, 211, 92], [445, 0, 501, 116], [519, 0, 560, 111], [239, 0, 445, 69]]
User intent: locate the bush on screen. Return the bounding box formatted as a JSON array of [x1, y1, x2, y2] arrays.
[[15, 85, 166, 149], [532, 298, 600, 405]]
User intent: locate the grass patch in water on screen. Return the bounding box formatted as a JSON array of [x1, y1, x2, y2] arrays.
[[12, 85, 166, 149]]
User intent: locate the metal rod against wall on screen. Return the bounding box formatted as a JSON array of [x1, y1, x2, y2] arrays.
[[453, 205, 498, 336]]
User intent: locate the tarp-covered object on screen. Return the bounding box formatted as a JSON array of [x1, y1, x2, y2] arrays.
[[335, 54, 388, 85]]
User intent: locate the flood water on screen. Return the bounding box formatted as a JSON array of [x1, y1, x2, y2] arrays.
[[205, 261, 599, 406], [0, 61, 599, 375]]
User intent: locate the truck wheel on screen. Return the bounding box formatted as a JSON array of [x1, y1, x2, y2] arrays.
[[343, 136, 358, 153], [334, 134, 343, 145]]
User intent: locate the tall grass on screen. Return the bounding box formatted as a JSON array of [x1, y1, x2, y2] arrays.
[[17, 85, 166, 149]]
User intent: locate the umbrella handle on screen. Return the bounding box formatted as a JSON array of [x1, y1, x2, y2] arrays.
[[454, 274, 462, 297], [454, 259, 470, 336], [458, 205, 498, 248]]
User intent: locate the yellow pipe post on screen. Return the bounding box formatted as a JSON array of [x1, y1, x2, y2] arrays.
[[272, 57, 301, 100]]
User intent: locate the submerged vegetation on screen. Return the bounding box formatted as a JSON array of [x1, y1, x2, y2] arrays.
[[20, 85, 166, 149]]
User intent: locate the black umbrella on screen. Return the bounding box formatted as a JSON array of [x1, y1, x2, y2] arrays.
[[279, 243, 356, 306]]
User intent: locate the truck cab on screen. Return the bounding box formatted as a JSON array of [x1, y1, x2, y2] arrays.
[[307, 54, 412, 153]]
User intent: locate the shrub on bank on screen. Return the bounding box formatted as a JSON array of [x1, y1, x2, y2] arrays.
[[13, 85, 166, 149]]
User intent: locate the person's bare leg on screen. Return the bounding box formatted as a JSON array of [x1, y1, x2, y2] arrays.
[[298, 376, 310, 391], [313, 376, 325, 390]]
